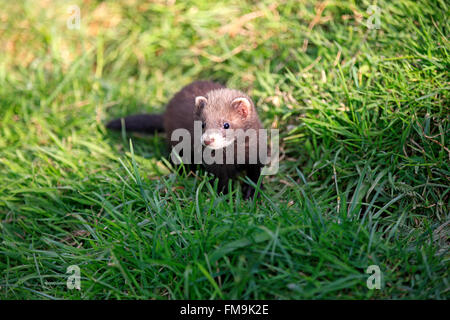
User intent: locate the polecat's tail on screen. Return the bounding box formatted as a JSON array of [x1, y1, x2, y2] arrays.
[[106, 114, 165, 133]]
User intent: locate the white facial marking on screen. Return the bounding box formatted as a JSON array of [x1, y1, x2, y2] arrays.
[[201, 131, 235, 149]]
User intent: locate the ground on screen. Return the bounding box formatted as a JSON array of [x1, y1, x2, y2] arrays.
[[0, 0, 448, 299]]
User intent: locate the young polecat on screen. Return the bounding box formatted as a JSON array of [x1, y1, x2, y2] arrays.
[[106, 80, 268, 199]]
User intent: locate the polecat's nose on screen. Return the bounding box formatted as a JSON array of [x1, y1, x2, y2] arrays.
[[203, 137, 214, 146]]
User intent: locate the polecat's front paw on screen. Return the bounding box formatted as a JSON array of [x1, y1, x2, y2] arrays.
[[242, 183, 258, 200]]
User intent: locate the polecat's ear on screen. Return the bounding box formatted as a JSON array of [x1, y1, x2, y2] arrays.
[[195, 96, 207, 109], [231, 97, 251, 118]]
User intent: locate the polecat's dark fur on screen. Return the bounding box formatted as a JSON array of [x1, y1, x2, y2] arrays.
[[106, 80, 267, 199]]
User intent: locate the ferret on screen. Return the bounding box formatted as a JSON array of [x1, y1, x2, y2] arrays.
[[106, 80, 268, 199]]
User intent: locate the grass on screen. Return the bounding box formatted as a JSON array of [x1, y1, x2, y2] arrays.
[[0, 0, 448, 299]]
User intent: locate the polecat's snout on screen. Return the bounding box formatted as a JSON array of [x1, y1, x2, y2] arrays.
[[201, 129, 235, 149]]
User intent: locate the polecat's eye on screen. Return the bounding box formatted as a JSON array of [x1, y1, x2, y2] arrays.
[[202, 122, 205, 129], [223, 122, 230, 129]]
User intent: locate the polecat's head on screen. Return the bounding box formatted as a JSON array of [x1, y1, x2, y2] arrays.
[[194, 89, 259, 150]]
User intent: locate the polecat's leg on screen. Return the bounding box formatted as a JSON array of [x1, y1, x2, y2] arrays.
[[217, 175, 230, 195], [242, 165, 262, 200]]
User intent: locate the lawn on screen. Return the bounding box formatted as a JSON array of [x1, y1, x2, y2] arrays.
[[0, 0, 448, 299]]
